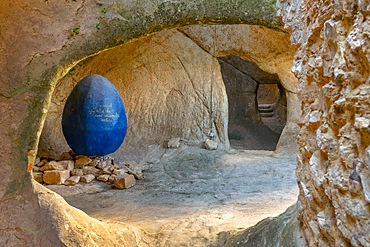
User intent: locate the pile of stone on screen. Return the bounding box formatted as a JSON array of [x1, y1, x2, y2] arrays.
[[32, 151, 143, 189], [167, 137, 218, 150]]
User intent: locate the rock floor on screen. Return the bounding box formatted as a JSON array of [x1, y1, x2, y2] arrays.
[[48, 146, 299, 247], [228, 118, 284, 151]]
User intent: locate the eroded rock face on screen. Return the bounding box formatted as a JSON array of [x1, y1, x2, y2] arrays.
[[278, 0, 370, 246], [221, 204, 307, 247], [0, 0, 303, 245], [0, 0, 292, 246], [39, 25, 297, 159], [180, 25, 298, 95], [40, 29, 229, 157]]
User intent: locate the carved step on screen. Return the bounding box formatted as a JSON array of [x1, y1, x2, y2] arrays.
[[259, 112, 275, 118], [258, 108, 274, 113], [258, 104, 275, 118]]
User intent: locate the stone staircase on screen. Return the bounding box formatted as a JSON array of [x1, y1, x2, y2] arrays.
[[258, 103, 285, 134], [258, 104, 275, 118]]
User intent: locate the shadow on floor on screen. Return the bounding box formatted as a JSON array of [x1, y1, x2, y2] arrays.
[[228, 119, 282, 151]]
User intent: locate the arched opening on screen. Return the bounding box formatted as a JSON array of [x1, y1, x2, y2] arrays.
[[35, 24, 300, 245], [219, 55, 287, 150], [0, 0, 309, 245]]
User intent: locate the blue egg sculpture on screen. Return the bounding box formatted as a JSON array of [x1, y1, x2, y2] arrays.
[[62, 74, 127, 156]]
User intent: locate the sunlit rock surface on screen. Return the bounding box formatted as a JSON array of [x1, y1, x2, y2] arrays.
[[278, 0, 370, 246], [0, 0, 289, 245], [40, 25, 297, 160]]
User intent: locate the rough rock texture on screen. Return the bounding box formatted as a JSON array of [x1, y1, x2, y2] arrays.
[[181, 25, 302, 140], [278, 0, 370, 246], [80, 174, 96, 183], [167, 138, 181, 149], [219, 55, 288, 150], [0, 181, 140, 246], [0, 0, 294, 245], [219, 55, 282, 124], [114, 174, 136, 189], [65, 176, 81, 186], [41, 29, 229, 156], [205, 139, 219, 150], [221, 204, 306, 247], [43, 170, 70, 185], [180, 25, 297, 93], [39, 24, 298, 159], [39, 161, 66, 172], [48, 146, 299, 247]]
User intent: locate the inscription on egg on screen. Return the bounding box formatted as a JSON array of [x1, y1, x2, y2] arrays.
[[62, 74, 127, 156]]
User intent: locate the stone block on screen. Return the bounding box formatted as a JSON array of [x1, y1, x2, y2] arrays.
[[113, 169, 128, 177], [32, 172, 44, 184], [71, 168, 83, 176], [167, 138, 181, 148], [60, 152, 73, 161], [125, 163, 144, 180], [40, 161, 65, 171], [109, 175, 117, 184], [102, 165, 114, 175], [32, 166, 40, 172], [43, 170, 70, 185], [65, 176, 80, 186], [89, 160, 99, 167], [80, 174, 95, 183], [35, 159, 46, 167], [96, 160, 110, 169], [34, 156, 41, 166], [73, 154, 84, 160], [83, 166, 102, 176], [114, 174, 136, 189], [97, 174, 110, 182], [39, 152, 55, 160], [75, 157, 92, 168], [205, 139, 218, 150], [58, 160, 74, 171]]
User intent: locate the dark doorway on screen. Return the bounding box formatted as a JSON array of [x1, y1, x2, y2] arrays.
[[218, 55, 287, 150]]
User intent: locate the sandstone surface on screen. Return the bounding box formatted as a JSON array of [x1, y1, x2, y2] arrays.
[[0, 0, 290, 245], [39, 24, 299, 159], [114, 174, 136, 189], [3, 0, 369, 246], [278, 0, 370, 245], [75, 157, 92, 168], [80, 174, 95, 183], [39, 161, 66, 172], [43, 170, 70, 185], [48, 146, 300, 246], [205, 139, 219, 150], [167, 138, 181, 149], [221, 204, 307, 247], [65, 176, 80, 186]]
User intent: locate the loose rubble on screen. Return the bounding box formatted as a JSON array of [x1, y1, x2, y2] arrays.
[[167, 137, 181, 148], [205, 139, 218, 150], [32, 151, 144, 189]]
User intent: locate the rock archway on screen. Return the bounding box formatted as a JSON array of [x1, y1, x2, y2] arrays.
[[39, 24, 298, 161], [219, 55, 287, 150], [0, 0, 301, 245], [1, 0, 368, 246]]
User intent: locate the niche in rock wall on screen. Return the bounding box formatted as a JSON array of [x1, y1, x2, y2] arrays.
[[38, 29, 229, 161], [39, 25, 297, 160], [218, 55, 287, 150]]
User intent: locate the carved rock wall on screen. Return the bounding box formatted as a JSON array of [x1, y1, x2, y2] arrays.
[[40, 29, 229, 158], [0, 0, 299, 245], [0, 0, 288, 245], [39, 24, 297, 159], [278, 0, 370, 246]]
